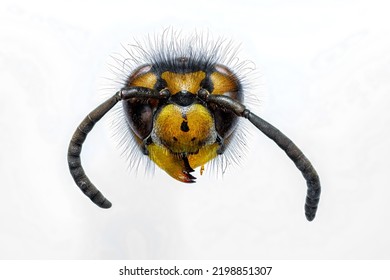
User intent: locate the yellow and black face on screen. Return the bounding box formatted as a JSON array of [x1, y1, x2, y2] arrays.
[[122, 61, 242, 182], [68, 33, 320, 220]]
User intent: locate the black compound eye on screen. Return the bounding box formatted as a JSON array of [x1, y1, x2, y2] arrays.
[[123, 102, 154, 140]]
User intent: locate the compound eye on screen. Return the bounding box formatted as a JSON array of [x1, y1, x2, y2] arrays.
[[125, 103, 154, 140], [123, 64, 158, 141], [208, 64, 242, 140]]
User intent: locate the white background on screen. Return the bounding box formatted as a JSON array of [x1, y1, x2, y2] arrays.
[[1, 0, 389, 260]]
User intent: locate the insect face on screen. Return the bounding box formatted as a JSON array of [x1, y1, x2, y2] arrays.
[[67, 32, 321, 221], [123, 62, 242, 182]]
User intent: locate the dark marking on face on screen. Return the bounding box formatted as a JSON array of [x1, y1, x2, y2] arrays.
[[180, 121, 190, 132], [170, 90, 196, 106]]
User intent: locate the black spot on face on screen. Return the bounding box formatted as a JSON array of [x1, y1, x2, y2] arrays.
[[180, 121, 190, 132]]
